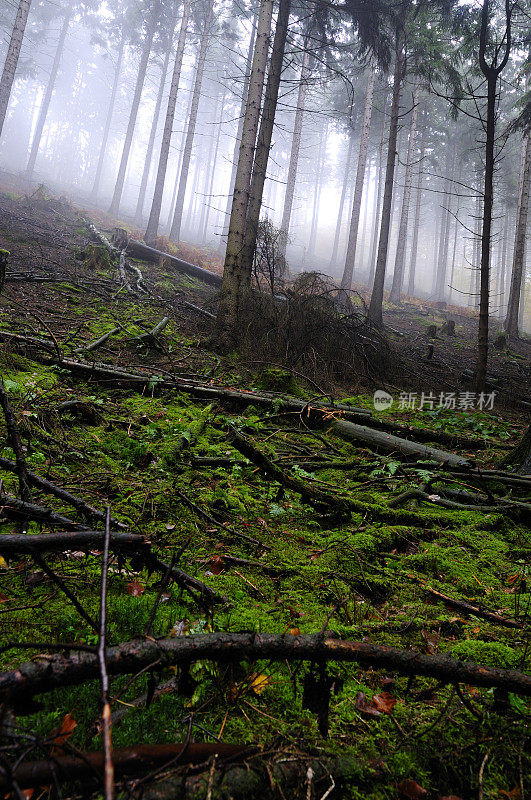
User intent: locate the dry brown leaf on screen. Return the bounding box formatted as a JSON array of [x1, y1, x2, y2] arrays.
[[51, 712, 77, 754], [373, 692, 397, 714], [397, 779, 428, 799], [126, 579, 145, 596]]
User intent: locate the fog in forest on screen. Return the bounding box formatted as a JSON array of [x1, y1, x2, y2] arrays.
[[0, 0, 529, 332]]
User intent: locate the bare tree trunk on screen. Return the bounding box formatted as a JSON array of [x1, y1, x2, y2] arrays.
[[109, 2, 160, 217], [434, 147, 456, 300], [340, 60, 377, 291], [0, 0, 32, 137], [26, 10, 71, 178], [330, 132, 355, 268], [165, 82, 194, 232], [170, 0, 214, 242], [134, 13, 177, 227], [448, 190, 460, 304], [144, 0, 191, 243], [278, 18, 314, 260], [240, 0, 291, 275], [406, 117, 426, 297], [220, 12, 258, 252], [475, 0, 512, 391], [368, 91, 389, 285], [368, 29, 405, 325], [504, 134, 530, 336], [91, 35, 125, 201], [308, 121, 327, 256], [389, 78, 420, 303], [497, 204, 509, 314], [213, 0, 274, 349]]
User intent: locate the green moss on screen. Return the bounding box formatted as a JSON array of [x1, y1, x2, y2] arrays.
[[449, 640, 520, 668]]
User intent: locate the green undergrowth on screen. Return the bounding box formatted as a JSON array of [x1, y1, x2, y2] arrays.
[[0, 210, 529, 799]]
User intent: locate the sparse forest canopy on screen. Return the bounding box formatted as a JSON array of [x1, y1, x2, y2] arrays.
[[0, 0, 529, 798]]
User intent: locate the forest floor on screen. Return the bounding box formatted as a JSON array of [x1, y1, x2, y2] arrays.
[[0, 185, 529, 800]]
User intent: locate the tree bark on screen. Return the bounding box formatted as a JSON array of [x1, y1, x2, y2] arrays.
[[278, 20, 314, 260], [212, 0, 274, 348], [26, 10, 71, 178], [340, 60, 377, 291], [0, 531, 149, 557], [0, 0, 32, 137], [504, 134, 530, 336], [109, 2, 160, 217], [91, 34, 125, 201], [201, 89, 227, 242], [308, 121, 327, 256], [368, 91, 389, 285], [144, 0, 192, 243], [220, 11, 258, 252], [434, 145, 456, 300], [169, 0, 214, 242], [389, 78, 420, 303], [368, 30, 405, 325], [134, 14, 177, 227], [330, 132, 355, 268], [406, 115, 426, 296], [475, 0, 512, 391], [2, 633, 530, 707], [239, 0, 291, 276]]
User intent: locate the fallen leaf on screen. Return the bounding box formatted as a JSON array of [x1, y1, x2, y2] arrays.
[[51, 712, 77, 754], [126, 579, 145, 596], [397, 779, 428, 799], [207, 555, 225, 575], [373, 692, 397, 713], [288, 627, 300, 636], [249, 673, 269, 695], [355, 692, 382, 718], [22, 790, 34, 800], [500, 788, 522, 800], [0, 556, 7, 570], [440, 796, 463, 800]]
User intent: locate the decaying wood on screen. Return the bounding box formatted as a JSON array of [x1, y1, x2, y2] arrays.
[[425, 587, 524, 629], [0, 490, 88, 529], [0, 381, 32, 502], [331, 419, 472, 469], [0, 530, 149, 556], [389, 488, 530, 519], [0, 743, 256, 790], [75, 327, 121, 353], [2, 633, 530, 707], [147, 554, 228, 606], [124, 236, 223, 288]]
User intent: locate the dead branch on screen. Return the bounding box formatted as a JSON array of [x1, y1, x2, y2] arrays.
[[1, 633, 530, 707], [0, 530, 149, 556], [0, 743, 256, 790], [425, 587, 524, 629], [98, 508, 114, 800], [0, 381, 32, 502], [0, 455, 126, 528], [0, 490, 89, 529]]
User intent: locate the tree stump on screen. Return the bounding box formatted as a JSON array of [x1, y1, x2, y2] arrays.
[[494, 333, 506, 350], [427, 324, 437, 339], [441, 319, 455, 336]]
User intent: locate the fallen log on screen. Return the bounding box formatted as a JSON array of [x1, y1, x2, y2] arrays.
[[1, 633, 530, 707], [425, 587, 524, 629], [0, 743, 255, 791], [0, 491, 89, 529], [388, 488, 530, 520], [75, 327, 121, 354], [0, 531, 149, 557], [0, 455, 126, 528], [125, 237, 223, 288], [331, 419, 473, 469], [361, 417, 488, 450]]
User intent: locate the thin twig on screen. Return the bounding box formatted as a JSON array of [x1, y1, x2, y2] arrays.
[[98, 508, 114, 800]]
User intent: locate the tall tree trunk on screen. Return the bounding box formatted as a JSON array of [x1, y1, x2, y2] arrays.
[[26, 10, 71, 178], [170, 0, 214, 242], [330, 132, 355, 268], [213, 0, 274, 349], [498, 203, 509, 313], [91, 34, 125, 201], [406, 117, 426, 297], [389, 78, 420, 303], [308, 121, 327, 256], [278, 20, 314, 260], [134, 13, 177, 226], [109, 2, 160, 217], [368, 91, 389, 285], [434, 146, 456, 300], [448, 189, 460, 304], [201, 90, 226, 243], [368, 30, 405, 325], [340, 60, 377, 291], [144, 0, 191, 243], [220, 12, 258, 252], [475, 0, 511, 390], [504, 134, 530, 336], [0, 0, 32, 137], [240, 0, 291, 276]]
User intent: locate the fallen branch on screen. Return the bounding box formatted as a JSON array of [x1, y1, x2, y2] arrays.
[[132, 317, 169, 348], [146, 555, 228, 607], [0, 530, 150, 556], [75, 327, 121, 354], [425, 587, 524, 629], [0, 491, 89, 529], [2, 633, 530, 706], [0, 455, 126, 528], [125, 237, 223, 288], [0, 743, 255, 790], [389, 488, 530, 519]]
